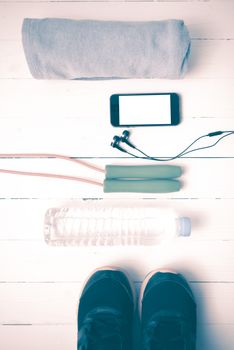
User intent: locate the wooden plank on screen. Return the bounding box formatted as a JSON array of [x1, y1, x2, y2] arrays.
[[1, 118, 234, 156], [0, 4, 233, 349], [2, 39, 234, 79], [0, 2, 233, 40], [0, 158, 233, 198], [1, 0, 212, 2], [0, 198, 233, 241], [0, 240, 233, 282], [0, 325, 76, 350], [0, 80, 234, 157], [1, 78, 234, 121], [0, 281, 233, 324], [0, 324, 233, 350]]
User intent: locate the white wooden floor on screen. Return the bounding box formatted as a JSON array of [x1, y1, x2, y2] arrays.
[[1, 1, 234, 349]]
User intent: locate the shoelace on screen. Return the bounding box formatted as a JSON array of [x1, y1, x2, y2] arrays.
[[143, 314, 193, 350], [78, 310, 124, 350]]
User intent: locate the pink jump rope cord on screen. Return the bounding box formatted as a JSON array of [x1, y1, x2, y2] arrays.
[[0, 153, 104, 186]]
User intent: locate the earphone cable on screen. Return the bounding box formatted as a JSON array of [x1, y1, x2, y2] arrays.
[[181, 131, 234, 157], [131, 134, 208, 161], [120, 131, 234, 161]]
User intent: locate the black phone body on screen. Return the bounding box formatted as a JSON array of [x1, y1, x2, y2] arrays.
[[110, 93, 180, 127]]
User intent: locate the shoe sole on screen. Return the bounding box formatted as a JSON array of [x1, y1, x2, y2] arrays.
[[139, 268, 176, 318]]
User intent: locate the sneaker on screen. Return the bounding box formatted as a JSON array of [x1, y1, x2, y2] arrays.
[[140, 270, 197, 350], [77, 267, 135, 350]]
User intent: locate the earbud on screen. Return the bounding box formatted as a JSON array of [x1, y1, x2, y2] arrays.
[[121, 130, 130, 139], [110, 135, 127, 153], [111, 130, 135, 153], [120, 130, 136, 149]]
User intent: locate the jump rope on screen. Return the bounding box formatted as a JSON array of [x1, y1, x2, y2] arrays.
[[0, 130, 233, 192]]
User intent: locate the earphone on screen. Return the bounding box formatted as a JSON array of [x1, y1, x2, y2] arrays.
[[111, 129, 234, 161], [111, 130, 136, 153]]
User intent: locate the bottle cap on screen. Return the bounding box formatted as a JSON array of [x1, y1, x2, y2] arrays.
[[177, 217, 191, 237]]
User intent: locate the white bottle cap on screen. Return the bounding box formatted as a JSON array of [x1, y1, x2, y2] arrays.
[[177, 217, 191, 237]]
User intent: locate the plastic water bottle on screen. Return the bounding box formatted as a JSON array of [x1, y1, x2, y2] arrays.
[[44, 202, 191, 246]]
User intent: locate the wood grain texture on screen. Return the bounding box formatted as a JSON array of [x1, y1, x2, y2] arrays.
[[0, 240, 233, 281], [0, 158, 233, 198], [1, 2, 233, 40], [1, 324, 234, 350], [0, 198, 233, 240], [0, 282, 233, 324], [0, 1, 233, 349]]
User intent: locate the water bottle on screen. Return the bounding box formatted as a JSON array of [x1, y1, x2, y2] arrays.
[[44, 201, 191, 246]]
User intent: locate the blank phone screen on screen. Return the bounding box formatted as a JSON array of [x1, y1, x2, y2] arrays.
[[118, 94, 172, 125]]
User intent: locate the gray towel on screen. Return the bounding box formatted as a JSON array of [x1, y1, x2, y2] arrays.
[[22, 18, 191, 80]]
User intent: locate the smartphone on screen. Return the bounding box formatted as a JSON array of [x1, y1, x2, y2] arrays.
[[110, 93, 180, 127]]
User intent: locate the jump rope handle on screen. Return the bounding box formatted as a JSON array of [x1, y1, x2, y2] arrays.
[[104, 179, 181, 193], [105, 165, 182, 179]]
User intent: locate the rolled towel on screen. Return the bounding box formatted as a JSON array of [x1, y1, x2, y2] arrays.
[[22, 18, 191, 80]]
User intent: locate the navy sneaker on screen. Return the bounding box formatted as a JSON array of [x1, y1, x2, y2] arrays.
[[77, 267, 135, 350], [140, 270, 197, 350]]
